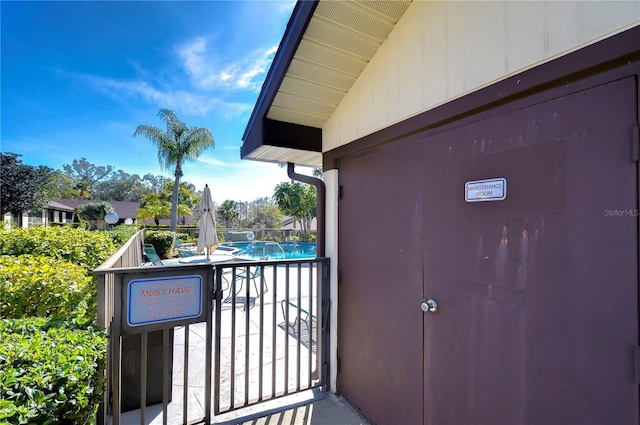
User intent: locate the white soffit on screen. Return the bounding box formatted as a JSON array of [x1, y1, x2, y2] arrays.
[[266, 0, 412, 130], [247, 145, 323, 167]]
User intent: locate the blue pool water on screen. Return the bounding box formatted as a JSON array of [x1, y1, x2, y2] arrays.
[[220, 241, 316, 260]]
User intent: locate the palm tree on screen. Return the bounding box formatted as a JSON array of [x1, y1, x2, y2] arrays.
[[133, 109, 214, 231], [74, 180, 91, 199], [217, 200, 239, 228], [137, 193, 171, 225]]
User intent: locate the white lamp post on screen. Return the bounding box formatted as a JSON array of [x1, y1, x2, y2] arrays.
[[105, 212, 119, 227]]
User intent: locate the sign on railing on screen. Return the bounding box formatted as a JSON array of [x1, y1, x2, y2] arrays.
[[119, 265, 213, 337], [127, 275, 203, 327]]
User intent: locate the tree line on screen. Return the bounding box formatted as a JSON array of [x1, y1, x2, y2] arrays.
[[2, 109, 318, 238], [1, 153, 317, 235]]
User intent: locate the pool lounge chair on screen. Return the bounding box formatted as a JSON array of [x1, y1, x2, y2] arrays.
[[280, 299, 316, 352], [174, 237, 197, 257], [143, 244, 164, 266]]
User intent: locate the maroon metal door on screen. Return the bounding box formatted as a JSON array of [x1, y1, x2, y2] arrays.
[[338, 140, 424, 425], [422, 77, 639, 424], [338, 77, 638, 425]]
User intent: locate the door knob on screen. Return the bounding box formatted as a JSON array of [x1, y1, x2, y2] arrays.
[[421, 299, 438, 313]]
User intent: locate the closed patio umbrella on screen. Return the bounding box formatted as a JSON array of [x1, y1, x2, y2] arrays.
[[197, 184, 219, 259]]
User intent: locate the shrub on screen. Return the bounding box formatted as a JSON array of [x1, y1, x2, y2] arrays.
[[177, 225, 198, 233], [0, 226, 115, 270], [175, 232, 190, 243], [101, 224, 140, 246], [145, 230, 175, 258], [0, 317, 107, 425], [0, 255, 93, 320]]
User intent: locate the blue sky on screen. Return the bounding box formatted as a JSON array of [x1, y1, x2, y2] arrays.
[[1, 0, 305, 205]]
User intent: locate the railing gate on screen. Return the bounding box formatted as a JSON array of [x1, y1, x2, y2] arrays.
[[97, 257, 329, 425], [213, 258, 329, 414]]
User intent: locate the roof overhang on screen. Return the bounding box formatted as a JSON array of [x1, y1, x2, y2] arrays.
[[47, 201, 75, 212], [242, 0, 412, 167]]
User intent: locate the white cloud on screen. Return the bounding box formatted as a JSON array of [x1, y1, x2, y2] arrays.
[[196, 156, 231, 167], [236, 46, 278, 89], [275, 0, 296, 15], [177, 38, 278, 91], [179, 37, 207, 80], [82, 74, 252, 118]]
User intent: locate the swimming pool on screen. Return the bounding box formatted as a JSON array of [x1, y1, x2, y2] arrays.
[[220, 241, 316, 260]]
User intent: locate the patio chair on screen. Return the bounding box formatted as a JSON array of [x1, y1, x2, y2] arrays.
[[143, 244, 164, 266], [280, 299, 317, 352], [174, 237, 197, 258], [235, 263, 268, 296], [222, 258, 269, 311]]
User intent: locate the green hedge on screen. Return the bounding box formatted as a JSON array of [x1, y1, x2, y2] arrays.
[[0, 226, 115, 270], [145, 230, 175, 258], [100, 224, 140, 246], [0, 255, 93, 321], [0, 318, 107, 425], [175, 232, 192, 243], [0, 226, 116, 424]]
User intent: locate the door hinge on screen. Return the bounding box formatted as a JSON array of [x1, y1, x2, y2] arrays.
[[339, 185, 344, 199], [635, 347, 640, 383], [632, 123, 640, 161], [337, 356, 341, 373]]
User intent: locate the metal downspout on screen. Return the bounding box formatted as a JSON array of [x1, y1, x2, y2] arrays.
[[287, 162, 328, 389], [287, 162, 325, 257]]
